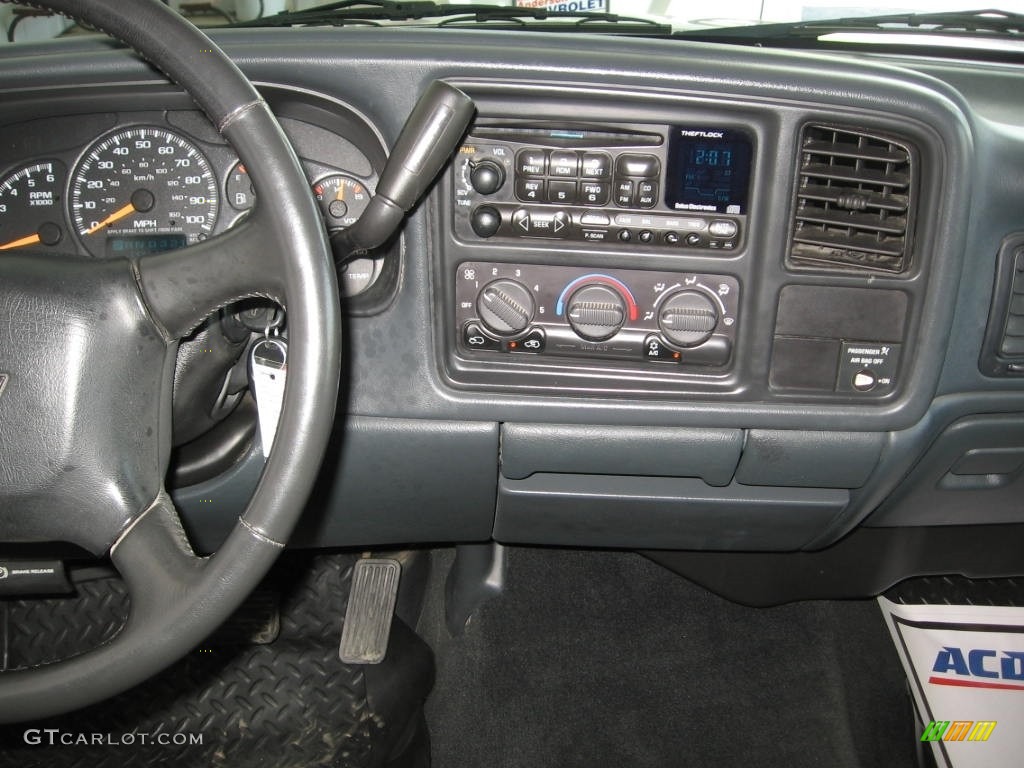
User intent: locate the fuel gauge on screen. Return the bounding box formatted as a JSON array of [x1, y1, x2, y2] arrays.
[[313, 174, 371, 230], [0, 161, 66, 251]]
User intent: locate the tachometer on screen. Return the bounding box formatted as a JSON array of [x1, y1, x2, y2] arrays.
[[0, 161, 66, 251], [71, 127, 218, 257]]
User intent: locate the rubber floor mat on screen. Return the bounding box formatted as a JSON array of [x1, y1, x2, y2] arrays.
[[0, 553, 433, 768]]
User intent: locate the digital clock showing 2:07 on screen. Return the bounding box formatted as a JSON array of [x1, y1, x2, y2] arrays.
[[666, 127, 753, 215], [691, 148, 733, 166]]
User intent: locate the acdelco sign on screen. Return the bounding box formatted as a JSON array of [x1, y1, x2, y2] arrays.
[[930, 646, 1024, 690]]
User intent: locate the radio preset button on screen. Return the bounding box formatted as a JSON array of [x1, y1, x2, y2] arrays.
[[547, 180, 577, 204], [615, 153, 660, 178], [580, 152, 611, 179], [516, 149, 547, 177], [580, 182, 610, 206], [515, 179, 544, 202], [549, 151, 579, 177]]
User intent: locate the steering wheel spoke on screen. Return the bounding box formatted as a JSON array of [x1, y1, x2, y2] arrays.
[[135, 214, 285, 339], [111, 490, 206, 621], [0, 490, 284, 721]]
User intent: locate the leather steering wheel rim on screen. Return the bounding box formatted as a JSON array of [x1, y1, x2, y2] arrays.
[[0, 0, 340, 721]]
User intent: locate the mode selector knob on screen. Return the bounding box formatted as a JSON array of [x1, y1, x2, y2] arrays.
[[470, 160, 506, 195], [477, 279, 535, 337], [658, 290, 718, 347], [566, 284, 627, 342]]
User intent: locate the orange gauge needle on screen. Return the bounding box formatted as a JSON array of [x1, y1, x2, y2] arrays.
[[86, 201, 136, 235], [335, 185, 345, 202], [0, 232, 41, 250]]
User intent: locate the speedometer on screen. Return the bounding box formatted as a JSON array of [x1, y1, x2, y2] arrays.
[[71, 126, 218, 257]]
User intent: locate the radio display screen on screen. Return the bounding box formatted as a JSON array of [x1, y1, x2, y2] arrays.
[[666, 128, 752, 214]]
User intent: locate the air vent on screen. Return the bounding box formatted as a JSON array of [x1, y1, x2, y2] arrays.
[[789, 124, 917, 274]]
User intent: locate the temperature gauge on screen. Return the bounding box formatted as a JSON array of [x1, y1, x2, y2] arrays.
[[313, 174, 370, 229], [0, 161, 66, 251]]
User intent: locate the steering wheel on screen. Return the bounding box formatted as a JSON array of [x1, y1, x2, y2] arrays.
[[0, 0, 340, 721]]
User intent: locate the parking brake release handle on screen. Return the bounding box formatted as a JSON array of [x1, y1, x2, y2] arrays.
[[332, 81, 475, 262]]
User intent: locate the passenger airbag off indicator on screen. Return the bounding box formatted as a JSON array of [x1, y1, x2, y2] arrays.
[[837, 341, 901, 395]]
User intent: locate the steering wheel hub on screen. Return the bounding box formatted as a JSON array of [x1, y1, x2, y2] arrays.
[[0, 254, 169, 553]]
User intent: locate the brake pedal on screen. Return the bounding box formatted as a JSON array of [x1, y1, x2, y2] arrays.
[[339, 558, 401, 664]]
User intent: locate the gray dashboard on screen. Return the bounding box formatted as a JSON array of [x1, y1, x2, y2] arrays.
[[1, 28, 1022, 600]]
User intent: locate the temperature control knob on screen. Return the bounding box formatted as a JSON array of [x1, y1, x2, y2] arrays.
[[469, 160, 506, 195], [477, 279, 535, 337], [566, 284, 627, 342], [658, 290, 718, 347]]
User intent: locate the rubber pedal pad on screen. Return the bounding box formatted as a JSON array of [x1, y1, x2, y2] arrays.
[[339, 558, 401, 664]]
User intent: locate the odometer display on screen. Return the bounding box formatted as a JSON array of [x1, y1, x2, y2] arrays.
[[71, 127, 218, 256]]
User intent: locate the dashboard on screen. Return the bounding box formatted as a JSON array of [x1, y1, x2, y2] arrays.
[[1, 27, 1023, 605]]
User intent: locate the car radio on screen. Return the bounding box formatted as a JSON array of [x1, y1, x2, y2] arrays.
[[451, 123, 752, 252]]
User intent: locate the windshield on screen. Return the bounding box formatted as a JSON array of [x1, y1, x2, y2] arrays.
[[2, 0, 1024, 41]]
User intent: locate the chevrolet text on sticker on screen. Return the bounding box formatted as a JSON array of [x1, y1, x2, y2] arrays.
[[513, 0, 609, 12], [878, 598, 1024, 768]]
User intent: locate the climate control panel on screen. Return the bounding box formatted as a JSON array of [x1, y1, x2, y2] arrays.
[[456, 262, 739, 368]]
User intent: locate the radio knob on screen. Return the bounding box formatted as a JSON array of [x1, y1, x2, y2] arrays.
[[566, 284, 627, 342], [470, 160, 506, 195], [477, 279, 535, 337], [658, 291, 718, 347], [470, 205, 501, 238]]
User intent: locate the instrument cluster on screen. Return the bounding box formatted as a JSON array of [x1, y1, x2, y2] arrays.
[[0, 108, 382, 298]]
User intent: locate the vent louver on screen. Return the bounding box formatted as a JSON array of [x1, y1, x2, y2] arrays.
[[790, 125, 917, 274]]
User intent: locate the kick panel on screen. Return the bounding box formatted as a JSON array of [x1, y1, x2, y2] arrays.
[[456, 262, 739, 369]]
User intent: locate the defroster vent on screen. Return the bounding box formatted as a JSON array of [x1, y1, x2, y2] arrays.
[[789, 124, 917, 274]]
